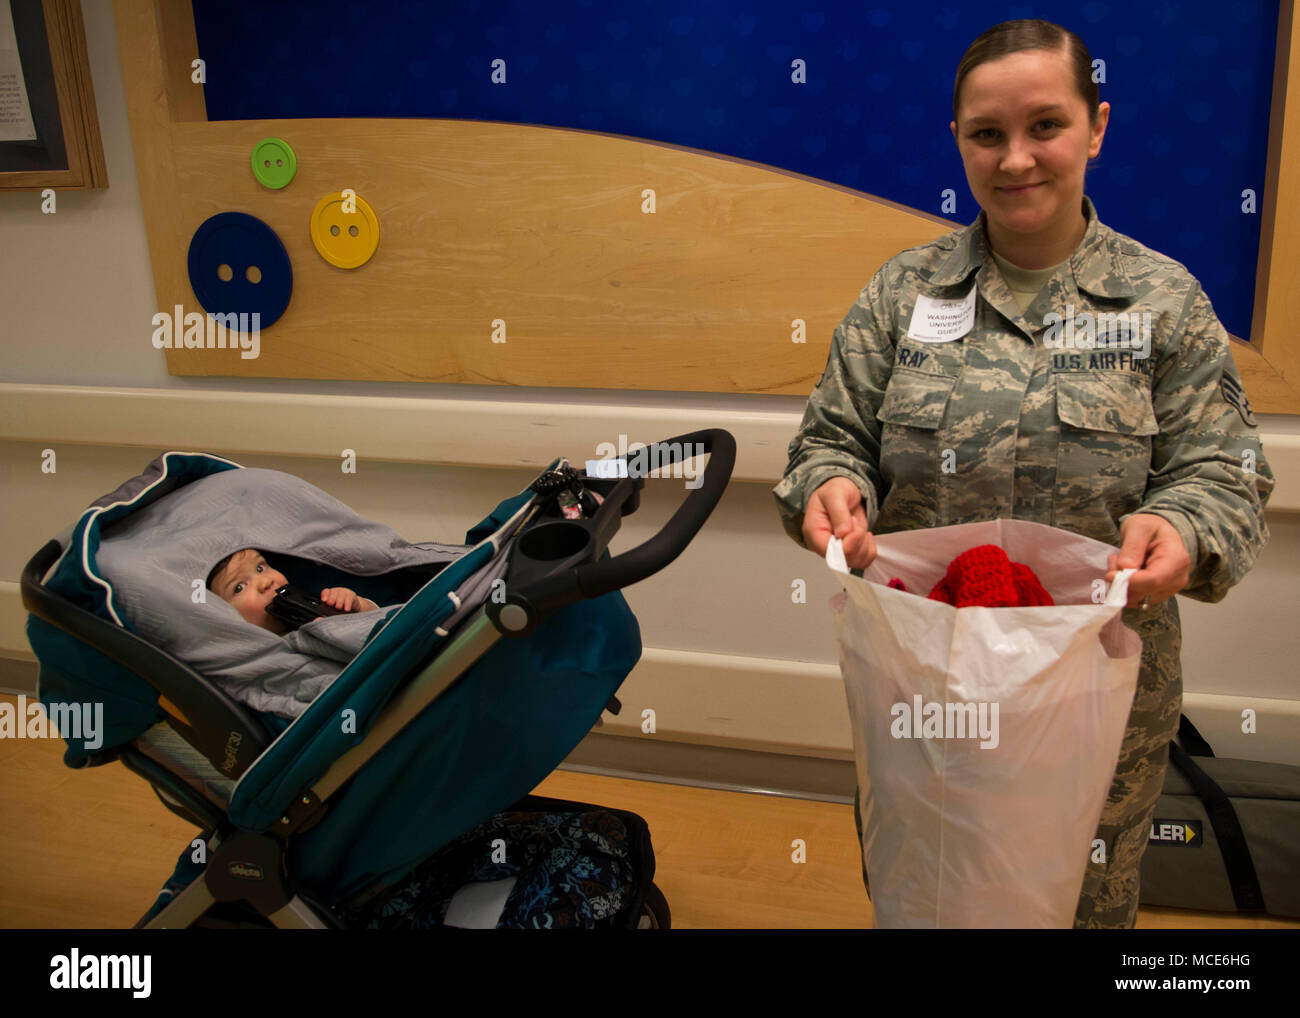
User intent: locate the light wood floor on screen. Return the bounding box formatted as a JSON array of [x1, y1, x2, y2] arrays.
[[1, 695, 1295, 929]]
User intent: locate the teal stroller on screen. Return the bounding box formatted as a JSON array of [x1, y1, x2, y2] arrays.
[[22, 430, 734, 928]]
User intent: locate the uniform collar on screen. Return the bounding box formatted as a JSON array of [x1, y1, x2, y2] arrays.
[[929, 195, 1137, 300]]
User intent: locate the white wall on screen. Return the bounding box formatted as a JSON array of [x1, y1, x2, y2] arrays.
[[1, 0, 1297, 770]]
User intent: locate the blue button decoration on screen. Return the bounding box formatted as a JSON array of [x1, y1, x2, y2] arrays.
[[187, 212, 293, 329]]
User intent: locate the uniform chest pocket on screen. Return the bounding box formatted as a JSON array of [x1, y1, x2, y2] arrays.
[[1053, 371, 1158, 527], [876, 369, 956, 431], [1055, 372, 1158, 436]]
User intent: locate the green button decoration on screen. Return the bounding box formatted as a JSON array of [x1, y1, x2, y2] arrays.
[[251, 137, 297, 189]]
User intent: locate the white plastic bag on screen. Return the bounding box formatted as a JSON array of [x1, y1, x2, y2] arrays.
[[827, 518, 1141, 928]]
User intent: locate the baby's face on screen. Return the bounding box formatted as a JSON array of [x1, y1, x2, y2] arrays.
[[210, 550, 289, 633]]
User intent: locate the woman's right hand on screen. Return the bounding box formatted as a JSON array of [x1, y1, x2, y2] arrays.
[[802, 477, 878, 570]]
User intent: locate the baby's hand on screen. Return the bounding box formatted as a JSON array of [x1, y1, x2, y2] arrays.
[[320, 587, 369, 613]]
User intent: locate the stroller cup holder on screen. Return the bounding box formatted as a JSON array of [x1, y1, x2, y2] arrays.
[[517, 521, 591, 561]]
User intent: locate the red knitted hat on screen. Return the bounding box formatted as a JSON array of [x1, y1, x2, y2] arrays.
[[927, 545, 1054, 608], [1010, 562, 1054, 606]]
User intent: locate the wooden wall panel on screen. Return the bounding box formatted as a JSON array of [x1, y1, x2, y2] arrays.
[[159, 118, 954, 393], [1252, 0, 1300, 411], [116, 0, 1300, 411]]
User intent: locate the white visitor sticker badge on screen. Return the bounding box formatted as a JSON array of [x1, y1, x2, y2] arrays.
[[906, 286, 977, 343]]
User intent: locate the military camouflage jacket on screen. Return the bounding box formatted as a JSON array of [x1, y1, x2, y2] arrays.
[[774, 197, 1274, 603]]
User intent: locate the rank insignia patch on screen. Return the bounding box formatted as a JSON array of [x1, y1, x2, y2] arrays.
[[1220, 372, 1257, 427]]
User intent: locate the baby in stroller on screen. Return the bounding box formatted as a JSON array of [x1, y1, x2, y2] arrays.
[[207, 548, 379, 635]]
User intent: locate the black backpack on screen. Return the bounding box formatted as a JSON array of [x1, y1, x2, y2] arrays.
[[1139, 715, 1300, 918]]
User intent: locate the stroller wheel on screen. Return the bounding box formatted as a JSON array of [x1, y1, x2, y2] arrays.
[[636, 881, 671, 929]]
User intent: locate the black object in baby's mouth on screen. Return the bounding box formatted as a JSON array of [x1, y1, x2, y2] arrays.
[[265, 585, 347, 631]]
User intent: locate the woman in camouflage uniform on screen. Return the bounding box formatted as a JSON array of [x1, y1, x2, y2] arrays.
[[773, 19, 1274, 928]]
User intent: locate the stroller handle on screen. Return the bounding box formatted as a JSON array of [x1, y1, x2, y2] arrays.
[[489, 428, 736, 636], [577, 428, 735, 599]]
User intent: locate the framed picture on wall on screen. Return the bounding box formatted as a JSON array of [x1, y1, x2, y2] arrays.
[[0, 0, 106, 190]]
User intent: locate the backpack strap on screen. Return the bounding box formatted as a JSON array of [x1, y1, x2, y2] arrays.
[[1177, 713, 1216, 757], [1167, 715, 1266, 912]]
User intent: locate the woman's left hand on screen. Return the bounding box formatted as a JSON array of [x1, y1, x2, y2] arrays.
[[1104, 513, 1191, 608]]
